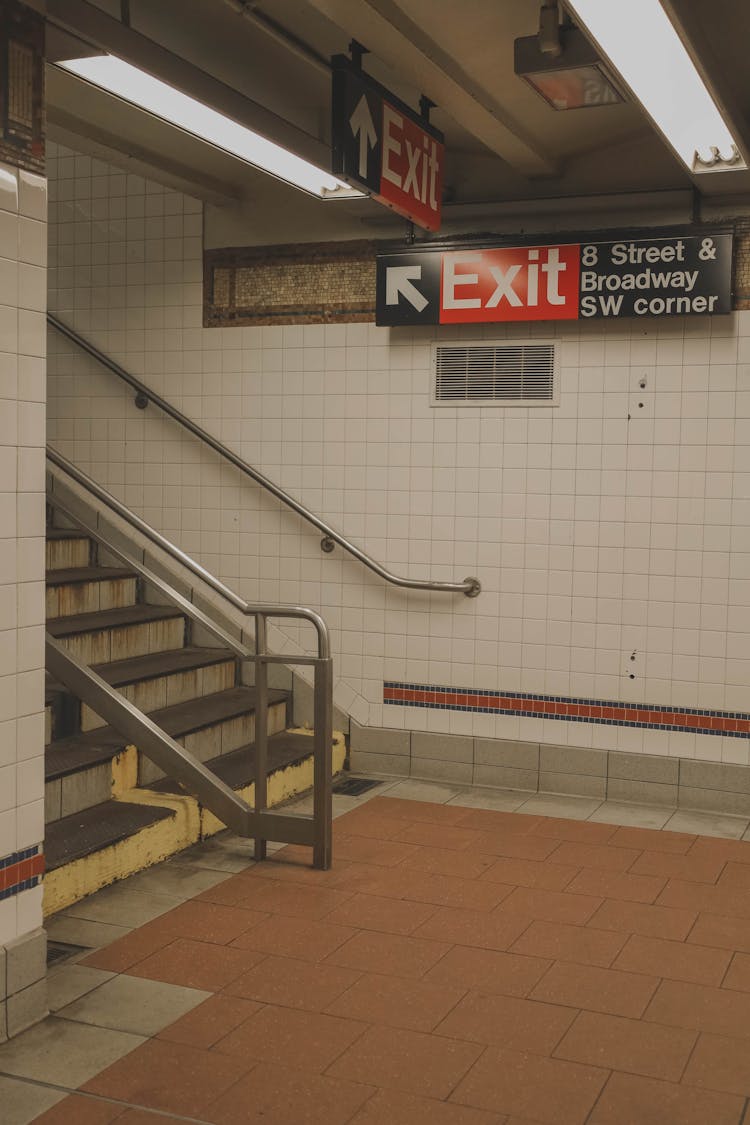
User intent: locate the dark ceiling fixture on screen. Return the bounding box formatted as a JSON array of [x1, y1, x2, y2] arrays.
[[514, 1, 623, 111]]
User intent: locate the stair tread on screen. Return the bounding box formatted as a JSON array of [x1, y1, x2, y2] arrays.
[[149, 730, 318, 794], [45, 685, 288, 779], [47, 603, 184, 637], [46, 566, 138, 586], [45, 799, 176, 871], [46, 645, 236, 695]]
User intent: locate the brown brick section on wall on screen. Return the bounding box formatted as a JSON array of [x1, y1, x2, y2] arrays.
[[204, 240, 377, 327], [733, 218, 750, 309], [0, 0, 45, 175]]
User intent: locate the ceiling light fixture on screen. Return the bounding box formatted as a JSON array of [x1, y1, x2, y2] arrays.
[[565, 0, 745, 173], [515, 3, 622, 111], [57, 55, 363, 198]]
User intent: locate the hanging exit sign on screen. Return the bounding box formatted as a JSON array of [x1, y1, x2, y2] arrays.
[[331, 55, 445, 232]]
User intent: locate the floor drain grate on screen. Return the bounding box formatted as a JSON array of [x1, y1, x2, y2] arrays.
[[46, 940, 88, 967], [333, 777, 383, 797]]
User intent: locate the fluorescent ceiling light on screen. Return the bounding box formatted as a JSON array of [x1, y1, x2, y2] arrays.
[[58, 55, 363, 198], [566, 0, 745, 172]]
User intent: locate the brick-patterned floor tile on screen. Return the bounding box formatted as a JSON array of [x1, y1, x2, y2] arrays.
[[348, 1087, 508, 1125], [451, 1046, 608, 1123], [687, 836, 750, 866], [325, 971, 466, 1032], [206, 1062, 375, 1125], [530, 819, 618, 845], [588, 898, 697, 941], [212, 1004, 366, 1072], [126, 937, 266, 991], [510, 920, 627, 968], [229, 913, 356, 961], [334, 836, 423, 867], [156, 994, 262, 1049], [413, 904, 530, 951], [554, 1010, 696, 1081], [82, 1039, 252, 1117], [656, 879, 750, 919], [723, 952, 750, 992], [682, 1033, 750, 1096], [480, 856, 579, 892], [628, 851, 727, 884], [688, 912, 750, 953], [324, 928, 452, 978], [588, 1071, 745, 1125], [614, 934, 732, 986], [144, 899, 266, 944], [565, 868, 666, 904], [530, 961, 659, 1018], [643, 978, 750, 1038], [389, 822, 485, 852], [82, 924, 175, 974], [718, 862, 750, 891], [451, 808, 541, 834], [327, 1024, 482, 1100], [424, 944, 552, 998], [400, 847, 497, 879], [608, 826, 695, 854], [501, 886, 602, 926], [403, 870, 516, 912], [30, 1096, 125, 1124], [547, 842, 641, 873], [475, 832, 561, 862], [366, 796, 472, 825], [223, 953, 360, 1011], [334, 811, 411, 841], [435, 991, 576, 1054], [205, 878, 355, 919], [323, 892, 437, 934]]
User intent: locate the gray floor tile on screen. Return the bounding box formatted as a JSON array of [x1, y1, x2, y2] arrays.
[[47, 965, 115, 1014], [120, 862, 230, 899], [515, 793, 603, 819], [386, 779, 463, 804], [170, 836, 257, 873], [58, 974, 210, 1037], [0, 1074, 65, 1125], [588, 802, 673, 829], [45, 915, 132, 951], [0, 1016, 144, 1088], [665, 809, 750, 839], [447, 789, 528, 813], [63, 886, 183, 927]]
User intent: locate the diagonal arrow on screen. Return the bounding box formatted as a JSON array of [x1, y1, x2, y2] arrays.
[[349, 94, 377, 179], [386, 265, 429, 312]]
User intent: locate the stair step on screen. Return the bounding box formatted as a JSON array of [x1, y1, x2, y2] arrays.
[[46, 529, 92, 571], [149, 730, 321, 795], [45, 799, 176, 871], [46, 647, 238, 737], [47, 604, 187, 664], [46, 566, 139, 618], [45, 686, 289, 820]]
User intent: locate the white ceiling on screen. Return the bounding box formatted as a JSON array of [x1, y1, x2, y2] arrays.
[[44, 0, 750, 237]]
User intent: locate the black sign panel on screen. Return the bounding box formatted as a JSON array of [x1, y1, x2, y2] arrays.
[[376, 229, 734, 326]]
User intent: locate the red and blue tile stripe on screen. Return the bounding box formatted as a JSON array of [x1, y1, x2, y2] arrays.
[[384, 682, 750, 738], [0, 846, 45, 901]]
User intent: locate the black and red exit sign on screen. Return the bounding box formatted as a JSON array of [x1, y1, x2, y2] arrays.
[[376, 229, 733, 326], [332, 55, 444, 232]]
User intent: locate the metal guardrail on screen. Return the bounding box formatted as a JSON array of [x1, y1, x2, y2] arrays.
[[47, 313, 481, 598], [47, 449, 333, 868]]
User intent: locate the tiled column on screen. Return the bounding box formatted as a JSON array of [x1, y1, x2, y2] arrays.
[[0, 0, 48, 1038]]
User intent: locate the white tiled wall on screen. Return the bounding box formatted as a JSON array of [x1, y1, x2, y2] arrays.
[[46, 143, 750, 766], [0, 160, 47, 946]]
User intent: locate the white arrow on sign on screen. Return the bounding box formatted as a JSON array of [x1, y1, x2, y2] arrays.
[[349, 94, 377, 179], [386, 265, 429, 312]]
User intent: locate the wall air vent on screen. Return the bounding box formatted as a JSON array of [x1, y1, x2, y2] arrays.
[[432, 340, 558, 407]]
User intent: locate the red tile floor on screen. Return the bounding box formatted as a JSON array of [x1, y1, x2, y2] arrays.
[[26, 794, 750, 1124]]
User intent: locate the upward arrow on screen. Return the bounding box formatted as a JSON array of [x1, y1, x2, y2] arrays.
[[349, 94, 377, 179]]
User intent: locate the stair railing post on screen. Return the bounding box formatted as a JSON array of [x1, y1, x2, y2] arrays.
[[254, 613, 268, 861], [312, 654, 333, 870]]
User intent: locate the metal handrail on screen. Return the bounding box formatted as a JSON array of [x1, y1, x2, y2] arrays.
[[48, 313, 481, 598], [47, 448, 333, 868]]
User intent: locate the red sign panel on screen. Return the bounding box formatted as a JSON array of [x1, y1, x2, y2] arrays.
[[377, 101, 444, 232], [439, 245, 581, 323]]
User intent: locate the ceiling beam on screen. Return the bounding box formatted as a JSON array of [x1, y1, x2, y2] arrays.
[[304, 0, 558, 178]]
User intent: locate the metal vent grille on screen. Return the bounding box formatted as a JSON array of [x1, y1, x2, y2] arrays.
[[433, 341, 557, 406]]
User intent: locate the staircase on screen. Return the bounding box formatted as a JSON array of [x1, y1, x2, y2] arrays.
[[44, 518, 344, 916]]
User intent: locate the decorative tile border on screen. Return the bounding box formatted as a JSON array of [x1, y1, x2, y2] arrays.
[[0, 846, 44, 901], [384, 682, 750, 739]]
